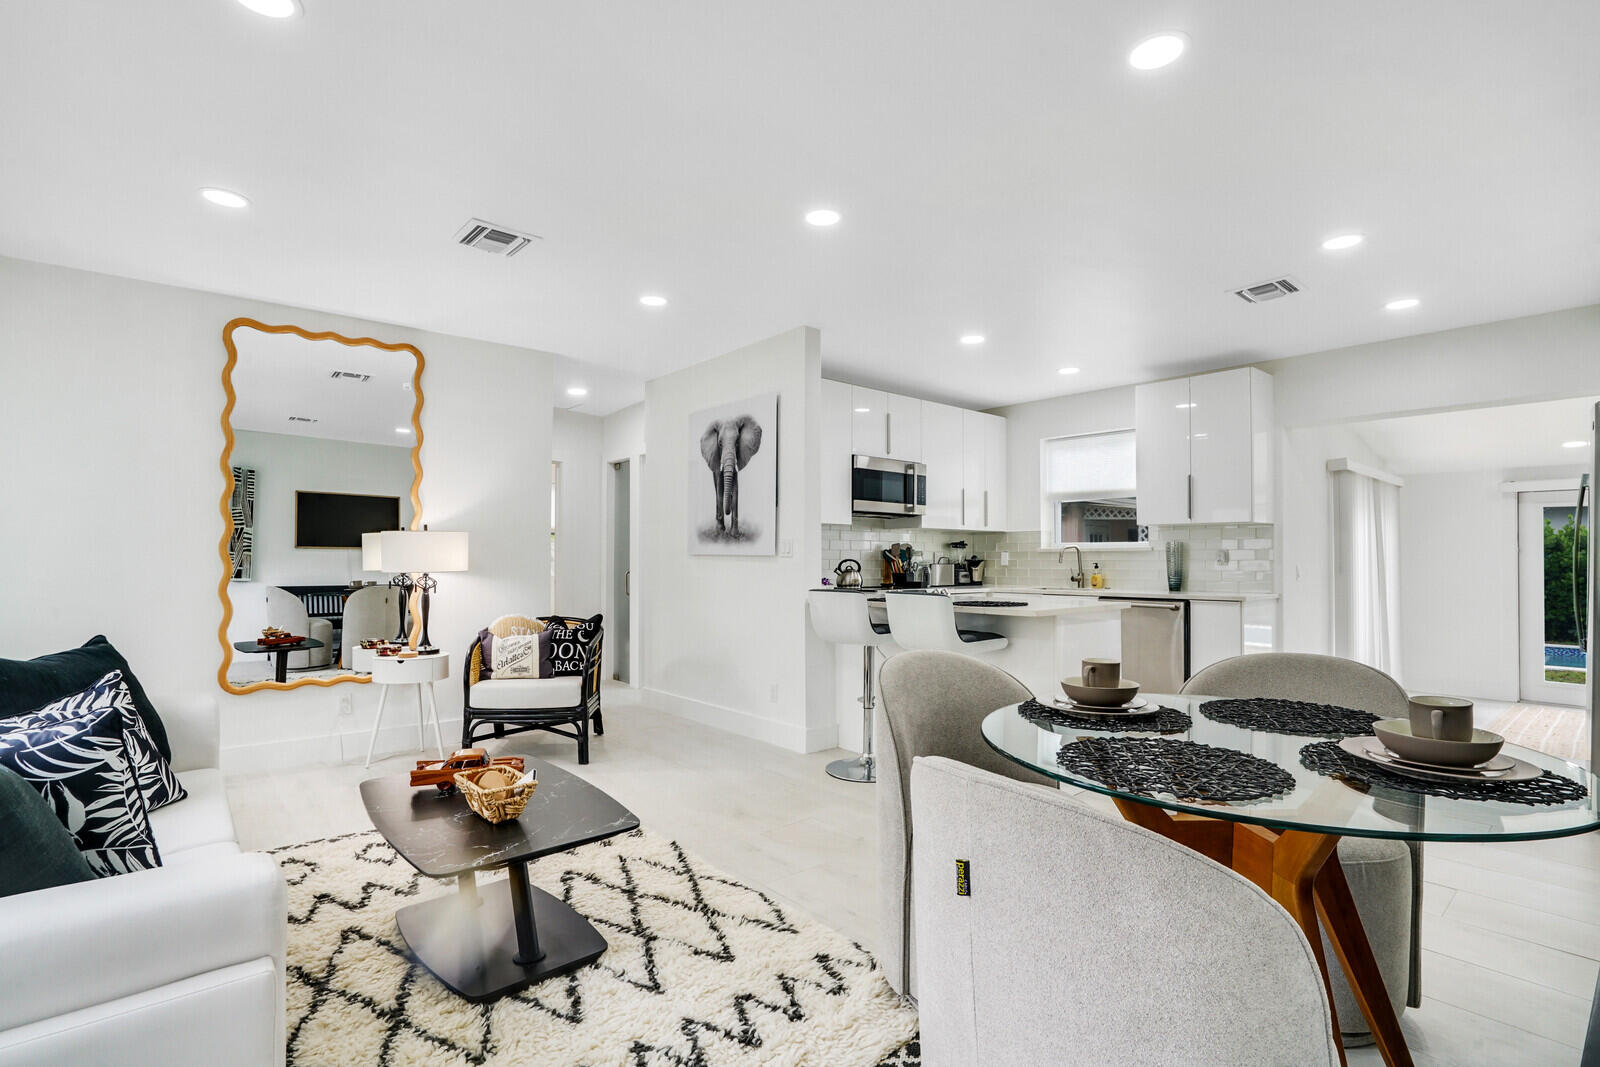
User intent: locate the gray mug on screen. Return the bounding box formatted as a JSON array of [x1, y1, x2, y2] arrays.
[[1408, 696, 1474, 742], [1082, 659, 1121, 688]]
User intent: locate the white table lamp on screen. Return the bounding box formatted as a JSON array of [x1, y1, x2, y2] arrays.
[[373, 528, 469, 651]]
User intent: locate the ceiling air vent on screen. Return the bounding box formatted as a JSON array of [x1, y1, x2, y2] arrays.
[[1232, 277, 1302, 304], [454, 218, 540, 257], [287, 416, 318, 424], [329, 370, 371, 382]]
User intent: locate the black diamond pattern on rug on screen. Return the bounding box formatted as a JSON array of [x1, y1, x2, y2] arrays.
[[272, 829, 917, 1065]]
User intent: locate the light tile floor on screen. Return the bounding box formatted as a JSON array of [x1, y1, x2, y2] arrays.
[[227, 688, 1598, 1065]]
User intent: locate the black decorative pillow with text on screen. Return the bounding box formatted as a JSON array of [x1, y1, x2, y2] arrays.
[[0, 701, 161, 877], [538, 614, 602, 677], [22, 670, 186, 810]]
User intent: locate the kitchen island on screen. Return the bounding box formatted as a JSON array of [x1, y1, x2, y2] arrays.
[[813, 589, 1127, 752]]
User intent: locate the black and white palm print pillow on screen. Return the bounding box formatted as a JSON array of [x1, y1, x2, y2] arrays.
[[22, 670, 186, 810], [0, 700, 161, 877]]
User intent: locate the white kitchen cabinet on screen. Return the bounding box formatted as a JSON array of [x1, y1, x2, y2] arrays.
[[1134, 377, 1192, 525], [850, 387, 888, 456], [820, 379, 854, 525], [1135, 368, 1273, 526], [886, 393, 923, 462], [981, 413, 1007, 530], [921, 401, 965, 528], [961, 409, 985, 529], [1189, 600, 1244, 676]]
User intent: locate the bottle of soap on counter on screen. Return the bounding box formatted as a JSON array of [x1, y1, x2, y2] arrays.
[[1090, 563, 1104, 589]]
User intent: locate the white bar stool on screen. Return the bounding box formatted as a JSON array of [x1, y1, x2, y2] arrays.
[[364, 652, 450, 766], [883, 591, 1008, 655], [808, 590, 899, 783]]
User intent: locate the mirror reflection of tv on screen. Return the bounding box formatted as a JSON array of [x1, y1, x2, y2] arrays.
[[295, 491, 401, 549]]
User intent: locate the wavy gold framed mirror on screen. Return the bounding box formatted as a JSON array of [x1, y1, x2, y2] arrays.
[[217, 318, 424, 694]]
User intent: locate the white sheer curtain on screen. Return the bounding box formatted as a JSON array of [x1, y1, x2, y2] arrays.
[[1331, 469, 1401, 675]]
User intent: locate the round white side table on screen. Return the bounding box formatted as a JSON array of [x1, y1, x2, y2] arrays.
[[365, 653, 450, 767]]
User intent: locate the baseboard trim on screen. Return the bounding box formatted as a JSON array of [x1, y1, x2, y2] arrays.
[[639, 687, 811, 753], [223, 716, 466, 774]]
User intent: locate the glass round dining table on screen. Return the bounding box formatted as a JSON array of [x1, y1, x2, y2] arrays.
[[981, 695, 1600, 1067]]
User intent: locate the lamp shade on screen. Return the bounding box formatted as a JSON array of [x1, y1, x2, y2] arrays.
[[361, 532, 386, 572], [375, 530, 469, 573]]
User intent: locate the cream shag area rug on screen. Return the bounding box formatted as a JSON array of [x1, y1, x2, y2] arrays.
[[273, 829, 920, 1066]]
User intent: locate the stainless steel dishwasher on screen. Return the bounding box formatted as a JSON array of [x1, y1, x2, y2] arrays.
[[1112, 598, 1188, 693]]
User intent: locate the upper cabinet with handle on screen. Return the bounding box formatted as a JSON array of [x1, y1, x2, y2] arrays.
[[1135, 367, 1274, 526], [825, 380, 1006, 530]]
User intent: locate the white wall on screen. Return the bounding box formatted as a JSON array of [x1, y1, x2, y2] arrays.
[[988, 385, 1136, 533], [0, 256, 555, 770], [1397, 472, 1519, 699], [229, 429, 416, 586], [601, 402, 647, 687], [552, 409, 604, 619], [639, 327, 830, 751]]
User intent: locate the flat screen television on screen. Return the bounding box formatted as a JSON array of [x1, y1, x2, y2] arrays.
[[295, 491, 401, 549]]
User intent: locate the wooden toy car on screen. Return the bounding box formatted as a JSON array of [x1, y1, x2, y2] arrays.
[[410, 748, 526, 793]]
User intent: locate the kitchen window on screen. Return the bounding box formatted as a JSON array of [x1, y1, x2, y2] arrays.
[[1040, 429, 1148, 548]]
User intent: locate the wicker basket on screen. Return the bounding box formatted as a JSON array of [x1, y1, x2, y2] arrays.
[[454, 765, 537, 823]]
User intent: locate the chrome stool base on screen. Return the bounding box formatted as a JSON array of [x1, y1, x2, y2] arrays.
[[827, 755, 876, 783]]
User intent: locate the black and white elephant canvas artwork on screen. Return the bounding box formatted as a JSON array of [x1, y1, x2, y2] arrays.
[[689, 393, 777, 555]]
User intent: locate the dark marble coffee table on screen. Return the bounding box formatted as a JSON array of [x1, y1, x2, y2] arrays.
[[360, 757, 639, 1002]]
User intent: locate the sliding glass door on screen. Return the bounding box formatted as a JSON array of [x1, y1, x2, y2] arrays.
[[1518, 489, 1589, 706]]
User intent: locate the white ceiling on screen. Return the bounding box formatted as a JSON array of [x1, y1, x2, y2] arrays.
[[1348, 397, 1599, 475], [230, 326, 418, 447], [2, 2, 1597, 416]]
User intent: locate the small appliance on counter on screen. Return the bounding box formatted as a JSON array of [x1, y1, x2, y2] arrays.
[[928, 555, 957, 587], [834, 558, 864, 589]]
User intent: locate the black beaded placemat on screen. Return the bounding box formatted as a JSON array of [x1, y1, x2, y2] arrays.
[[953, 599, 1029, 608], [1300, 741, 1589, 806], [1055, 737, 1296, 802], [1200, 697, 1379, 738], [1020, 698, 1192, 735]]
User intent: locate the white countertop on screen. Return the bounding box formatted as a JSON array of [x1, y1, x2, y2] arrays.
[[812, 588, 1128, 618], [984, 585, 1279, 604]]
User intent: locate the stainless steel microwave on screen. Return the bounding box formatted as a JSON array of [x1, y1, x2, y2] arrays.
[[852, 455, 927, 516]]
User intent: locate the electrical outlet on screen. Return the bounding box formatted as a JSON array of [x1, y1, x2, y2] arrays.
[[779, 539, 793, 557], [1217, 549, 1229, 565], [1001, 551, 1010, 565], [339, 694, 353, 717]]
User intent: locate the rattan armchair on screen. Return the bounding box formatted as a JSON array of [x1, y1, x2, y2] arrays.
[[461, 615, 604, 764]]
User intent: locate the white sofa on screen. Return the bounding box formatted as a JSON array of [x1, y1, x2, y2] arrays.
[[0, 693, 286, 1066]]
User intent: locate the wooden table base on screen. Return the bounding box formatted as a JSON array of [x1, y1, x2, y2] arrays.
[[1113, 800, 1413, 1067]]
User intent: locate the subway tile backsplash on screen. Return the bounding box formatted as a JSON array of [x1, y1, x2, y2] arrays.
[[821, 521, 1274, 595]]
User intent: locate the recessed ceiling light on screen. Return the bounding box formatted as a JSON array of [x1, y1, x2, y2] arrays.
[[960, 334, 986, 346], [639, 294, 668, 307], [200, 187, 250, 209], [236, 0, 301, 16], [854, 407, 870, 413], [1563, 440, 1589, 449], [1129, 33, 1187, 71], [1058, 367, 1080, 376], [1384, 297, 1420, 311], [400, 382, 411, 390], [395, 426, 411, 434], [1176, 402, 1196, 410], [566, 386, 589, 397], [1321, 233, 1364, 251], [805, 208, 841, 227]]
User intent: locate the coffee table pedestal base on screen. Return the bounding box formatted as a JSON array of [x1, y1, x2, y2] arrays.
[[396, 864, 607, 1002]]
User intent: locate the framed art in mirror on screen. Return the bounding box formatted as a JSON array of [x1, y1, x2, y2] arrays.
[[217, 318, 424, 694]]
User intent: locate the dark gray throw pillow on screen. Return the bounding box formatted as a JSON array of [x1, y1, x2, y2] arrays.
[[0, 700, 161, 877], [0, 636, 172, 762], [0, 763, 95, 897], [22, 670, 187, 811]]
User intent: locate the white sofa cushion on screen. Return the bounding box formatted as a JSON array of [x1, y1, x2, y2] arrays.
[[147, 768, 235, 857], [469, 677, 582, 710]]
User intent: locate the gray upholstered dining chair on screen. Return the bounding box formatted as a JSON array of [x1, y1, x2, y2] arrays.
[[875, 649, 1049, 997], [910, 756, 1340, 1067], [1182, 652, 1421, 1044]]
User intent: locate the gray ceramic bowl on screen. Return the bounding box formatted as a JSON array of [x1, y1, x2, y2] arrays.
[[1373, 719, 1504, 768], [1060, 677, 1141, 708]]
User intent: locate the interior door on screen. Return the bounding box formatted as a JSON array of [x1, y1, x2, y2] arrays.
[[611, 460, 631, 683], [1518, 489, 1588, 705]]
